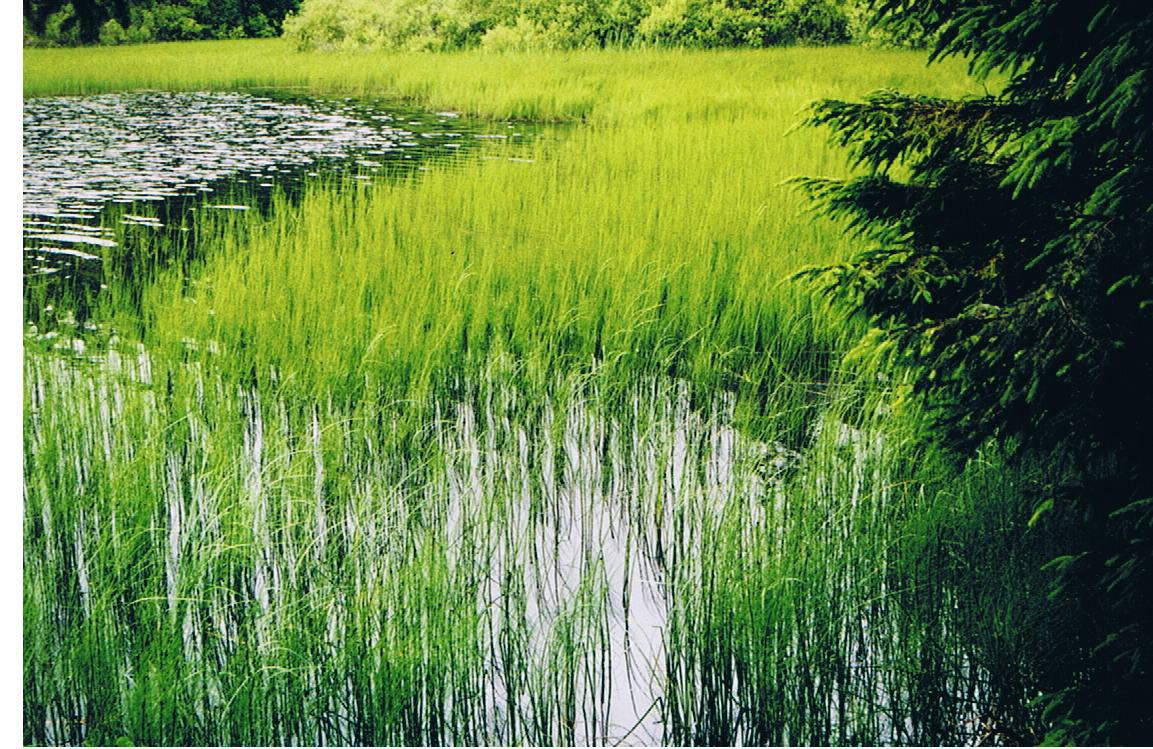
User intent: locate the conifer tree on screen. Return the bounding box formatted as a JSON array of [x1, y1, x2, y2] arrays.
[[799, 1, 1152, 742]]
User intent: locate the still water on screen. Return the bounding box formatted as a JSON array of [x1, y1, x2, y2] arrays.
[[23, 90, 527, 283]]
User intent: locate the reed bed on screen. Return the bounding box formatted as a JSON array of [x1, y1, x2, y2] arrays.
[[23, 40, 978, 119], [23, 41, 1056, 745]]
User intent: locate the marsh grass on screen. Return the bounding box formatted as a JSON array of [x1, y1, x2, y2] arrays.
[[23, 41, 1055, 745], [23, 41, 979, 118]]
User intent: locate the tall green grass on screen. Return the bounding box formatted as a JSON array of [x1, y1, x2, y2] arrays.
[[24, 41, 1058, 745], [24, 39, 979, 119]]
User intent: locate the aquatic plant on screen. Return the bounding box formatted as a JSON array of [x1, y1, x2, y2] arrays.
[[23, 41, 1062, 745]]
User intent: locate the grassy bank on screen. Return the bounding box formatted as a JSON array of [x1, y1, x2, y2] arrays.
[[24, 41, 1057, 745], [25, 40, 979, 428], [24, 38, 979, 119]]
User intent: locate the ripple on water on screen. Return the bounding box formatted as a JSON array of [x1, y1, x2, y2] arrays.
[[23, 90, 505, 283]]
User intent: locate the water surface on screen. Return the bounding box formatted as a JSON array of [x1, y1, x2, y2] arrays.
[[23, 90, 528, 285]]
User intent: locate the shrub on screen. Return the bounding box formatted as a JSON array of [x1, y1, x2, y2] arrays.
[[146, 4, 207, 41], [243, 13, 277, 38], [839, 0, 930, 48], [283, 0, 383, 49], [43, 6, 80, 46], [637, 0, 849, 48], [282, 0, 849, 51], [526, 0, 649, 48], [479, 16, 548, 51], [637, 0, 763, 48], [284, 0, 486, 51], [779, 0, 848, 44], [98, 19, 129, 45]]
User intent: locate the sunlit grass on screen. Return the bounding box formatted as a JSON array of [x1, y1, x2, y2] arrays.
[[22, 41, 1057, 746], [24, 39, 979, 119]]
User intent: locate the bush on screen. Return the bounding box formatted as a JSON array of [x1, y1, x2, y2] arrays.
[[145, 4, 207, 41], [637, 0, 849, 48], [42, 6, 80, 46], [24, 0, 304, 46], [282, 0, 850, 51], [527, 0, 649, 48], [780, 0, 849, 44], [479, 16, 548, 51], [245, 13, 277, 38], [283, 0, 382, 49], [637, 0, 766, 48], [284, 0, 486, 51], [840, 0, 931, 48], [98, 19, 129, 45]]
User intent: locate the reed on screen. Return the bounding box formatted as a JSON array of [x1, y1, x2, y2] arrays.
[[23, 41, 1057, 746]]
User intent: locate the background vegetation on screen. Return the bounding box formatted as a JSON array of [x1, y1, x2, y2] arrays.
[[280, 0, 853, 52], [23, 0, 302, 45], [22, 0, 923, 49]]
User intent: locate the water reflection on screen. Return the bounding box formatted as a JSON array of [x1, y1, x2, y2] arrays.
[[22, 90, 527, 288]]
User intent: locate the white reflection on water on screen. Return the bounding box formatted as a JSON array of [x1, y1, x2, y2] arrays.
[[22, 91, 487, 281], [22, 91, 463, 219]]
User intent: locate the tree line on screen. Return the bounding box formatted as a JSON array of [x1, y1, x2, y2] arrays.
[[23, 0, 302, 45], [280, 0, 868, 52], [23, 0, 920, 49]]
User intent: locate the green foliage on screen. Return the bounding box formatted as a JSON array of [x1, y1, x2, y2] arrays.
[[42, 5, 81, 45], [97, 18, 128, 44], [636, 0, 780, 48], [282, 0, 485, 51], [282, 0, 852, 51], [780, 0, 850, 44], [470, 0, 650, 48], [22, 0, 877, 47], [629, 0, 852, 48], [23, 0, 301, 45], [840, 0, 929, 48], [143, 4, 206, 41], [801, 0, 1153, 742], [25, 43, 1003, 743], [478, 16, 545, 51]]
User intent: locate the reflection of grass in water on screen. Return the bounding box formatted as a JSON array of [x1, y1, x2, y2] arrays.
[[24, 43, 1058, 745], [24, 352, 745, 744]]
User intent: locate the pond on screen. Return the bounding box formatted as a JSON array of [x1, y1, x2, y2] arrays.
[[23, 90, 531, 292], [27, 339, 805, 745], [22, 89, 993, 747], [23, 90, 684, 745]]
